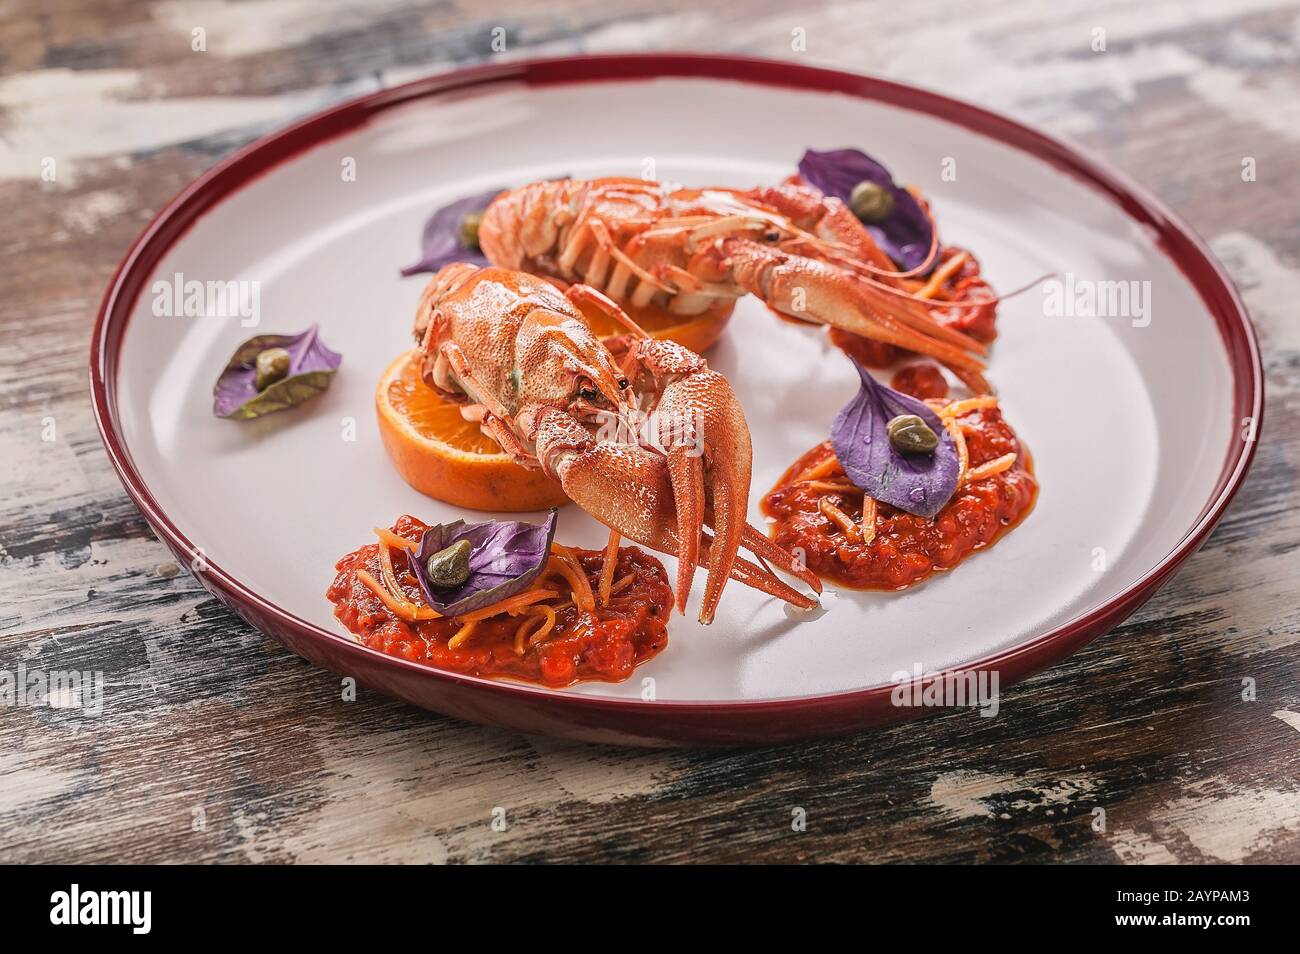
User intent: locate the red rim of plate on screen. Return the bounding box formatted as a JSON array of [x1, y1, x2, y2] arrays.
[[89, 53, 1264, 746]]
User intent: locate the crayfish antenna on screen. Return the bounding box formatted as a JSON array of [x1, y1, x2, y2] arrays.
[[699, 530, 818, 611], [741, 523, 823, 595]]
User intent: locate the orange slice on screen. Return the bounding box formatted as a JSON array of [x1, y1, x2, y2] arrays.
[[376, 350, 569, 513]]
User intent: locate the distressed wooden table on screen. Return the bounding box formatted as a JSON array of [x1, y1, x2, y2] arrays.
[[2, 0, 1297, 864]]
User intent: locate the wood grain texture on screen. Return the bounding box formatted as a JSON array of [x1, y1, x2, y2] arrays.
[[2, 0, 1298, 864]]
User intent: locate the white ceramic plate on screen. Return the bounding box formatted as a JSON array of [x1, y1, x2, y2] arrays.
[[92, 56, 1261, 745]]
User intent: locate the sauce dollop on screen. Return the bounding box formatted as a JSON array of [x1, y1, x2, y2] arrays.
[[327, 516, 671, 687], [762, 402, 1036, 591]]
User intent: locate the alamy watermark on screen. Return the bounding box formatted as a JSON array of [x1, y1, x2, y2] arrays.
[[151, 271, 260, 327], [891, 663, 1000, 717], [1042, 272, 1151, 328], [50, 884, 151, 934], [593, 407, 706, 458], [1, 664, 104, 716]]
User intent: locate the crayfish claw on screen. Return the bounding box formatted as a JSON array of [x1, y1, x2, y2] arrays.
[[722, 239, 989, 388], [536, 404, 816, 623], [632, 339, 754, 624], [665, 444, 704, 617]]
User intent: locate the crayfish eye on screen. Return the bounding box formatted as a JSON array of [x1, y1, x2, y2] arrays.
[[762, 229, 781, 243], [617, 378, 629, 390]]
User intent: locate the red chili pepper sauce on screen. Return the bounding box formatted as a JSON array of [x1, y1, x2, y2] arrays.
[[327, 516, 672, 687], [762, 382, 1037, 591], [890, 363, 950, 401]]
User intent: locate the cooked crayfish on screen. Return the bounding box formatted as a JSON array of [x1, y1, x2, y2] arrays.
[[412, 263, 821, 624], [478, 177, 990, 392]]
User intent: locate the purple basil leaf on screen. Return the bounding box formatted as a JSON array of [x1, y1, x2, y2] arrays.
[[830, 359, 958, 519], [399, 187, 503, 277], [213, 323, 342, 419], [411, 509, 558, 616], [798, 148, 936, 275]]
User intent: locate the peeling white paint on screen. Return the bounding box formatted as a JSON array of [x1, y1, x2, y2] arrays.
[[526, 737, 680, 803], [0, 68, 335, 181], [228, 723, 609, 862], [60, 189, 129, 233], [1273, 709, 1300, 736], [0, 749, 83, 812], [928, 769, 1098, 820], [571, 0, 1300, 138], [1211, 230, 1300, 353], [154, 0, 416, 58], [1189, 65, 1300, 144], [1152, 776, 1300, 862], [3, 0, 1296, 187], [1108, 826, 1180, 864]]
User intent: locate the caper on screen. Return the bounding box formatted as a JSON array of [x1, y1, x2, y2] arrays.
[[459, 212, 483, 250], [886, 413, 939, 454], [254, 347, 292, 390], [425, 539, 473, 589], [849, 180, 895, 223]]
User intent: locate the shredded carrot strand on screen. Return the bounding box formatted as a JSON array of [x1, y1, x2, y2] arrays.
[[513, 613, 546, 655], [513, 617, 537, 655], [457, 587, 558, 624], [447, 619, 478, 650], [805, 480, 862, 494], [795, 456, 840, 483], [373, 527, 418, 551], [547, 554, 595, 612], [598, 529, 620, 605], [525, 605, 558, 648], [942, 415, 969, 481], [963, 453, 1017, 485], [608, 572, 637, 596], [567, 551, 597, 611], [356, 569, 440, 622], [917, 251, 969, 299], [860, 496, 878, 545], [376, 536, 410, 605], [942, 396, 999, 419], [819, 497, 861, 540]]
